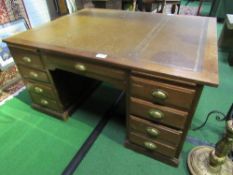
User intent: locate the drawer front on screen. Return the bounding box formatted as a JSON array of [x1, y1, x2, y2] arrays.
[[129, 115, 182, 146], [30, 93, 62, 111], [44, 54, 126, 81], [26, 81, 58, 100], [18, 66, 50, 83], [130, 98, 188, 129], [130, 76, 196, 110], [128, 132, 177, 158], [9, 47, 44, 69]]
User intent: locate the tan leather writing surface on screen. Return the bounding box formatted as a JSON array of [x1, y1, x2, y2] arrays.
[[4, 9, 218, 86]]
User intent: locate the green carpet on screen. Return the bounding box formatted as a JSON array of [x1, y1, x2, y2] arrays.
[[0, 84, 121, 175], [1, 2, 232, 175]]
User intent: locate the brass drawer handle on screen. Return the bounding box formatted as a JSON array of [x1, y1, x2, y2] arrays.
[[152, 89, 168, 100], [40, 99, 48, 106], [22, 56, 31, 63], [29, 72, 38, 78], [144, 141, 157, 151], [146, 127, 159, 137], [75, 64, 86, 71], [148, 109, 164, 119], [34, 87, 43, 93]]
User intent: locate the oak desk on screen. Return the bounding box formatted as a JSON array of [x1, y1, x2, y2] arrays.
[[4, 9, 218, 166]]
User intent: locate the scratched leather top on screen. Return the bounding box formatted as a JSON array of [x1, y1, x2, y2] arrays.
[[4, 9, 218, 86]]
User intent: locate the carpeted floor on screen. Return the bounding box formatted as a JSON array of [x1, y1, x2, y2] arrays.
[[0, 84, 121, 175]]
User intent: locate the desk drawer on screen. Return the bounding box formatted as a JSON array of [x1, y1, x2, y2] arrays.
[[130, 76, 196, 110], [44, 54, 126, 81], [128, 132, 177, 158], [9, 47, 44, 69], [31, 93, 62, 111], [129, 115, 182, 146], [26, 81, 58, 100], [130, 98, 188, 129], [18, 66, 50, 83]]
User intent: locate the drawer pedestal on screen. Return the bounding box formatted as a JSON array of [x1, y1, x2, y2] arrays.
[[126, 74, 203, 166], [9, 46, 100, 120]]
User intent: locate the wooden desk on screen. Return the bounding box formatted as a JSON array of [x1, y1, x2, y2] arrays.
[[4, 9, 218, 166]]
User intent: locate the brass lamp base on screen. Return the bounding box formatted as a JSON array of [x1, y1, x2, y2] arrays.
[[188, 146, 233, 175]]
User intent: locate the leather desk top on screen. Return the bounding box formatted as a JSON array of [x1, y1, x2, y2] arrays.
[[4, 8, 218, 86]]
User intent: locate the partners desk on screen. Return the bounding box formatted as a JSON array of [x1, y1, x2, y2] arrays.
[[4, 9, 218, 166]]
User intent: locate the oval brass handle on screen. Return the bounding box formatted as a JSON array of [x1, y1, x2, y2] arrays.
[[34, 87, 43, 93], [22, 56, 31, 63], [152, 89, 168, 100], [144, 142, 157, 151], [146, 127, 159, 137], [29, 72, 38, 78], [75, 64, 86, 71], [148, 109, 164, 119], [40, 99, 48, 105]]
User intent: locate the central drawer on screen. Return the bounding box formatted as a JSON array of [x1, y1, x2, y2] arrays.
[[43, 53, 126, 89]]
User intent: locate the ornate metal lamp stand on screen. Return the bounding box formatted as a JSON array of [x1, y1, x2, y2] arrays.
[[188, 118, 233, 175]]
